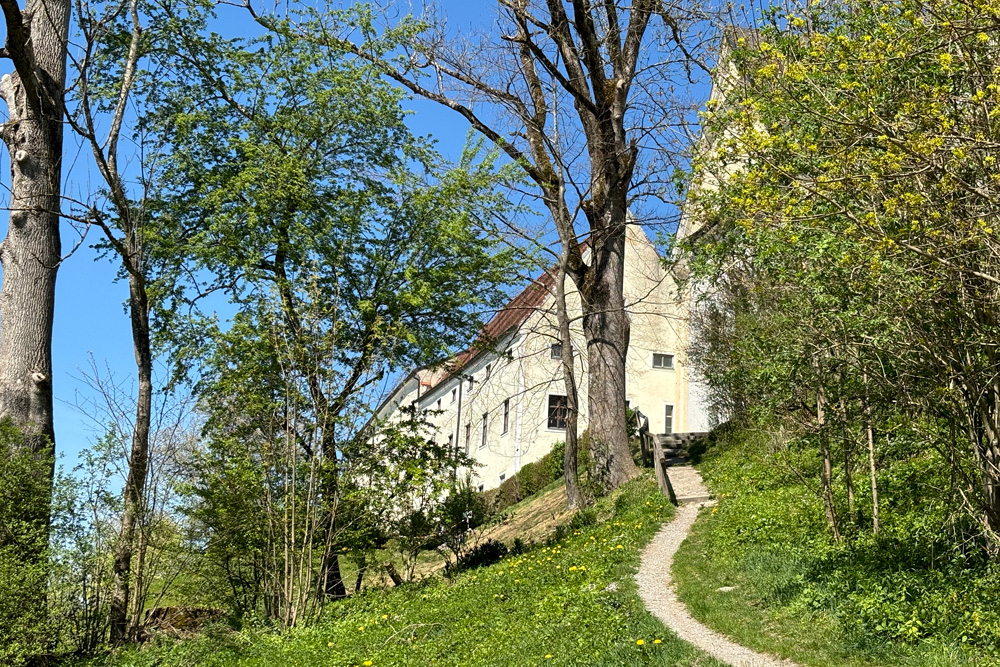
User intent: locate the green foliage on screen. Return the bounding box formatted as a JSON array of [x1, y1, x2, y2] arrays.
[[453, 538, 509, 572], [0, 420, 53, 666], [675, 428, 999, 665], [74, 475, 725, 667], [138, 14, 529, 624], [687, 0, 1000, 551], [483, 445, 565, 513]]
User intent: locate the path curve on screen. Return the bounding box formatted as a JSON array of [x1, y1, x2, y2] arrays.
[[636, 467, 802, 667]]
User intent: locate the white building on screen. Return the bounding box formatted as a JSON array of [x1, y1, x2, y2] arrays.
[[374, 225, 709, 491]]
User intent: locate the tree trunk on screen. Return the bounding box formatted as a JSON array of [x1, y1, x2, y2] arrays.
[[353, 557, 366, 593], [839, 398, 855, 519], [555, 261, 583, 509], [0, 0, 70, 456], [862, 374, 880, 534], [816, 385, 841, 541], [579, 220, 637, 491], [110, 268, 152, 644], [866, 414, 880, 534]]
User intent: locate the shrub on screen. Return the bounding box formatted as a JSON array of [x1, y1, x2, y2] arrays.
[[0, 420, 54, 666], [482, 445, 566, 514], [570, 507, 598, 530], [454, 539, 509, 571]]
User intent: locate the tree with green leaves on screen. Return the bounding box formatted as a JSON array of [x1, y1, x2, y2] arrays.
[[236, 0, 712, 497], [143, 23, 525, 603], [689, 0, 1000, 551]]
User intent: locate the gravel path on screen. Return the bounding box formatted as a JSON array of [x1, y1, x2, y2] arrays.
[[636, 467, 802, 667]]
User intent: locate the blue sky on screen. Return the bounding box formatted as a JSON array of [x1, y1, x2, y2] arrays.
[[1, 0, 707, 466], [46, 2, 492, 466]]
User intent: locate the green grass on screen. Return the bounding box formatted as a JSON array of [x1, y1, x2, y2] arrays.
[[672, 431, 992, 667], [83, 474, 724, 667]]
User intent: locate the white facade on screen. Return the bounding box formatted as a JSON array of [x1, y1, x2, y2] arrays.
[[375, 225, 706, 491]]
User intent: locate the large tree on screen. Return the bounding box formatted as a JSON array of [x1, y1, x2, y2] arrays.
[[143, 22, 524, 601], [257, 0, 710, 493], [0, 0, 70, 460], [689, 0, 1000, 550]]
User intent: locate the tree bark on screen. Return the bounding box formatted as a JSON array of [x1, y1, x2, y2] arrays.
[[109, 268, 152, 644], [0, 0, 70, 457], [862, 373, 880, 534], [816, 385, 841, 541], [839, 397, 855, 519], [580, 218, 637, 490], [866, 414, 880, 534], [555, 262, 582, 510]]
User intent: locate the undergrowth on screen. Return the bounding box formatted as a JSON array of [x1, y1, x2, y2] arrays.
[[674, 428, 998, 667], [79, 475, 724, 667]]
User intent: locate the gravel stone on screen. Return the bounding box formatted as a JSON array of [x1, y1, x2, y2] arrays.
[[636, 467, 803, 667]]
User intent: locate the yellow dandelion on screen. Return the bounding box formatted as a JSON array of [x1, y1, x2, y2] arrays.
[[544, 654, 553, 659], [654, 639, 662, 644], [364, 662, 373, 666], [637, 639, 645, 646]]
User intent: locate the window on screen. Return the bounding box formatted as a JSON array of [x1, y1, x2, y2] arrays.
[[452, 388, 457, 403], [468, 377, 474, 390], [436, 398, 442, 410], [485, 364, 492, 380], [664, 404, 674, 434], [499, 473, 506, 483], [448, 434, 454, 451], [478, 484, 485, 493], [481, 413, 488, 449], [550, 342, 563, 359], [465, 424, 471, 454], [502, 399, 510, 434], [652, 353, 674, 369], [548, 394, 568, 429]]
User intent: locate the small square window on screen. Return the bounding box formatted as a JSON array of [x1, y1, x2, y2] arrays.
[[477, 484, 484, 493], [548, 394, 567, 429], [499, 473, 506, 483], [550, 343, 563, 359], [652, 353, 674, 369]]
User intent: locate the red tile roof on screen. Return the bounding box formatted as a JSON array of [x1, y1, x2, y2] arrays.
[[422, 239, 593, 393], [428, 269, 555, 388]]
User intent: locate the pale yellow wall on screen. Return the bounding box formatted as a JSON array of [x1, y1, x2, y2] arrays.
[[379, 224, 703, 491]]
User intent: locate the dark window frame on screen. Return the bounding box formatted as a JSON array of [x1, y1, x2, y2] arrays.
[[652, 353, 675, 369], [548, 394, 568, 429]]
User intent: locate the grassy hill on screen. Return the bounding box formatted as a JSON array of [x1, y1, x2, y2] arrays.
[[81, 475, 723, 667]]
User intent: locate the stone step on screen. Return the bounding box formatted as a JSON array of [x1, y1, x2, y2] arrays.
[[663, 465, 714, 506], [662, 447, 688, 457], [654, 432, 710, 447], [661, 456, 689, 467]]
